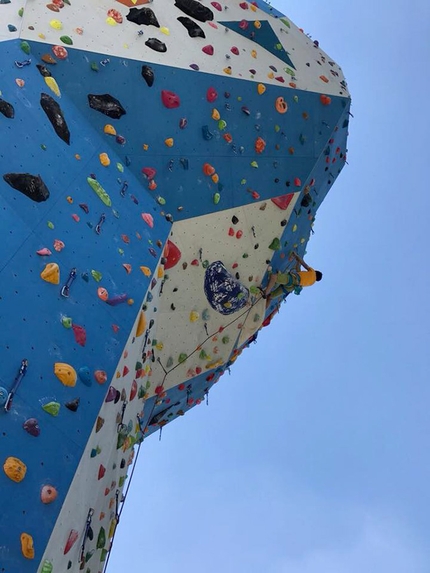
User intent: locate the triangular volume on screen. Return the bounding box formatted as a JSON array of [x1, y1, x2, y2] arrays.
[[220, 20, 296, 70]]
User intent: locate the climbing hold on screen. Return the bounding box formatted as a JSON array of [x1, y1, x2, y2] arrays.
[[40, 484, 58, 504], [122, 263, 132, 274], [269, 238, 281, 250], [20, 533, 34, 559], [204, 261, 249, 315], [254, 137, 266, 154], [53, 239, 65, 252], [275, 96, 288, 113], [65, 398, 80, 412], [52, 45, 68, 59], [97, 287, 109, 301], [202, 125, 213, 140], [213, 192, 220, 204], [145, 37, 167, 52], [141, 212, 153, 227], [164, 240, 181, 269], [87, 177, 112, 206], [189, 310, 199, 322], [40, 561, 53, 573], [41, 263, 60, 284], [0, 97, 14, 118], [54, 363, 77, 387], [141, 65, 154, 87], [177, 16, 205, 37], [72, 324, 86, 346], [97, 527, 106, 549], [104, 124, 116, 136], [3, 457, 27, 482], [42, 401, 60, 416], [174, 0, 214, 22], [50, 19, 63, 30], [164, 137, 174, 147], [3, 173, 50, 202], [271, 193, 294, 210], [40, 93, 70, 144], [23, 418, 40, 437], [202, 163, 216, 176], [94, 370, 108, 384], [88, 94, 126, 119], [106, 293, 128, 306], [211, 108, 220, 120], [257, 83, 266, 95], [202, 45, 214, 55], [136, 311, 146, 337], [78, 366, 92, 387], [320, 94, 332, 105], [161, 90, 180, 108], [64, 529, 79, 554], [99, 152, 111, 166], [127, 7, 160, 27]]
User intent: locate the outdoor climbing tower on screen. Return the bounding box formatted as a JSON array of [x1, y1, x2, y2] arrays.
[[0, 1, 350, 571]]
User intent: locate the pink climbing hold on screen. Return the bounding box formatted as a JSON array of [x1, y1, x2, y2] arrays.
[[64, 529, 79, 555], [230, 46, 239, 55], [161, 90, 180, 109], [271, 193, 294, 210], [202, 45, 214, 56], [141, 213, 154, 228], [72, 324, 86, 347], [294, 177, 302, 187], [163, 240, 181, 270], [206, 87, 218, 102], [239, 19, 249, 29], [36, 248, 52, 256], [142, 167, 157, 180], [239, 2, 249, 9], [211, 1, 222, 10]]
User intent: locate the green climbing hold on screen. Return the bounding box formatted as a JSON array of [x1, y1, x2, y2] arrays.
[[218, 119, 227, 130], [269, 238, 281, 250], [213, 192, 220, 204], [60, 35, 73, 45], [178, 353, 187, 363], [91, 269, 102, 282], [41, 144, 47, 151], [222, 336, 230, 344], [118, 475, 126, 487], [20, 41, 30, 54], [96, 527, 106, 549], [18, 7, 24, 17], [166, 357, 173, 368], [284, 67, 295, 76], [202, 260, 209, 269], [100, 549, 108, 562], [87, 177, 112, 206], [47, 221, 55, 229], [42, 401, 60, 416], [117, 433, 126, 449], [274, 125, 280, 132], [202, 309, 210, 321], [90, 62, 99, 72], [242, 253, 249, 258], [199, 349, 207, 360], [250, 161, 258, 168], [249, 285, 260, 295], [61, 316, 72, 329], [280, 18, 291, 28], [157, 196, 166, 205], [116, 162, 124, 173], [293, 95, 299, 103], [41, 561, 53, 573]]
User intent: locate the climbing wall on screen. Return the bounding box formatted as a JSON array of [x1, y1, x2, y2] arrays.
[[0, 1, 350, 572]]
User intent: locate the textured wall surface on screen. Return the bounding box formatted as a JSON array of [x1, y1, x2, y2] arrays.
[[0, 1, 350, 572]]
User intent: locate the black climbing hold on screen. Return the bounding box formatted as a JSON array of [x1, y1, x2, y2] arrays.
[[145, 38, 167, 52], [280, 219, 287, 226], [88, 94, 126, 119], [65, 398, 80, 412], [3, 173, 50, 202], [127, 7, 160, 27], [0, 97, 14, 119], [177, 16, 206, 38], [40, 93, 70, 144], [174, 0, 214, 22], [231, 215, 239, 225], [36, 64, 52, 77], [141, 65, 154, 87], [204, 261, 249, 316]]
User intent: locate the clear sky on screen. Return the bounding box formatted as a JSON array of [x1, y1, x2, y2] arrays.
[[108, 1, 430, 571]]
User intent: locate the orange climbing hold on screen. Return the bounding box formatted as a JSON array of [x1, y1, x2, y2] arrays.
[[94, 370, 107, 384], [41, 263, 60, 284], [202, 163, 215, 176], [135, 311, 146, 337], [3, 457, 27, 483], [122, 264, 132, 274], [275, 96, 288, 114], [97, 287, 109, 301], [20, 533, 34, 559], [320, 94, 332, 105], [254, 137, 266, 154]]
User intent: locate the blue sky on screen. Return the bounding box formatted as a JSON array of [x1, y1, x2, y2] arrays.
[[108, 1, 430, 571]]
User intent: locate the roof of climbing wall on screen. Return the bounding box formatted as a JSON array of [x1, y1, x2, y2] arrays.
[[0, 1, 350, 572]]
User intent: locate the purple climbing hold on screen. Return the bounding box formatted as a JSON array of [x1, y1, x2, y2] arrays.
[[23, 418, 40, 437]]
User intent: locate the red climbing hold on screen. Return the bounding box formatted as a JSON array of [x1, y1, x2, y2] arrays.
[[155, 385, 164, 395], [161, 90, 180, 109], [163, 240, 181, 270], [72, 324, 86, 347], [231, 46, 239, 55], [142, 167, 157, 180], [239, 19, 248, 29], [320, 94, 332, 105], [211, 1, 222, 10], [228, 227, 234, 236], [202, 45, 214, 55], [64, 530, 79, 555], [129, 380, 137, 401], [122, 365, 129, 377], [98, 464, 106, 480], [206, 87, 218, 102], [271, 193, 294, 210], [294, 177, 302, 187]]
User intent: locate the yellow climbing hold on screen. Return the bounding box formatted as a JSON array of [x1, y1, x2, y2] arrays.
[[189, 310, 199, 323], [157, 266, 164, 278], [41, 263, 60, 285], [140, 266, 151, 276], [223, 67, 232, 75], [44, 77, 61, 97], [164, 138, 174, 147], [104, 124, 116, 135], [21, 533, 34, 559], [211, 108, 220, 120], [292, 224, 298, 232], [106, 16, 117, 26], [54, 363, 77, 387], [3, 457, 27, 483], [257, 83, 266, 95], [160, 26, 170, 35], [135, 311, 146, 337], [50, 20, 63, 30], [254, 20, 261, 28], [99, 153, 110, 166], [251, 50, 257, 58]]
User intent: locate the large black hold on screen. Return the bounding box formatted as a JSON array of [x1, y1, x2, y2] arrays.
[[40, 93, 71, 145], [177, 16, 206, 38], [126, 7, 160, 26], [174, 0, 213, 22], [145, 38, 167, 52], [0, 97, 15, 119], [3, 173, 50, 203], [88, 94, 126, 119], [141, 65, 155, 87]]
